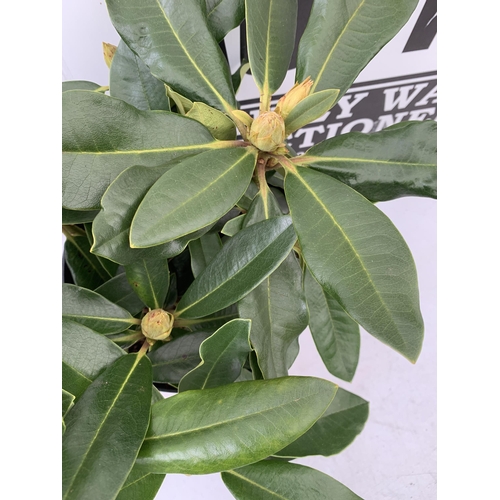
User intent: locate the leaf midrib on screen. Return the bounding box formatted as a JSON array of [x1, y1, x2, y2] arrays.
[[62, 143, 214, 156], [176, 222, 291, 316], [63, 355, 143, 499], [62, 313, 134, 324], [145, 389, 329, 441], [311, 0, 366, 93], [225, 470, 289, 500], [137, 150, 252, 238], [309, 157, 436, 168], [153, 0, 230, 111], [291, 170, 403, 344]]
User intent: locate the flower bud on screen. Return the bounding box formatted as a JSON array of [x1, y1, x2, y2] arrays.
[[275, 77, 313, 120], [102, 42, 117, 69], [141, 309, 174, 341], [249, 111, 286, 152]]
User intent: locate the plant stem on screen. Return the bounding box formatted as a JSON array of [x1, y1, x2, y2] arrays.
[[275, 155, 298, 175], [137, 339, 151, 359]]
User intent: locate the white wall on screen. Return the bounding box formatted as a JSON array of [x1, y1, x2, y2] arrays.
[[62, 1, 436, 498]]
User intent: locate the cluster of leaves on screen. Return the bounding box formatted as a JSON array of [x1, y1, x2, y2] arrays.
[[62, 0, 436, 499]]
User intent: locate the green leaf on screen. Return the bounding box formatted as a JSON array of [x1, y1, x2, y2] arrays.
[[64, 234, 109, 290], [238, 190, 307, 379], [62, 389, 75, 418], [189, 233, 223, 278], [297, 0, 418, 98], [148, 331, 211, 385], [176, 216, 297, 319], [221, 213, 245, 236], [302, 120, 437, 202], [116, 466, 165, 500], [186, 102, 236, 140], [62, 319, 125, 400], [236, 180, 259, 210], [124, 259, 170, 309], [110, 40, 171, 111], [249, 351, 263, 380], [184, 304, 240, 333], [231, 59, 250, 94], [136, 377, 337, 474], [94, 273, 146, 316], [245, 0, 298, 103], [62, 284, 139, 334], [166, 85, 194, 114], [91, 163, 214, 265], [62, 354, 152, 500], [105, 0, 237, 112], [284, 89, 340, 135], [221, 460, 362, 499], [178, 319, 252, 391], [62, 91, 220, 210], [285, 167, 424, 362], [205, 0, 245, 42], [304, 268, 360, 382], [275, 387, 369, 458], [130, 147, 257, 247], [62, 208, 100, 225], [62, 81, 101, 92]]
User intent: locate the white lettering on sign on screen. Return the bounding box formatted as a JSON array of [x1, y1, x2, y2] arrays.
[[335, 92, 369, 119], [383, 83, 430, 111]]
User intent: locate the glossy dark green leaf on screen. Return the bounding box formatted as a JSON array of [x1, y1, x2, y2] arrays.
[[249, 351, 263, 380], [285, 167, 423, 362], [83, 223, 120, 279], [106, 0, 237, 112], [236, 368, 254, 382], [64, 234, 109, 290], [304, 268, 360, 382], [221, 214, 245, 236], [148, 331, 211, 385], [62, 208, 100, 225], [136, 377, 337, 474], [166, 85, 194, 114], [115, 466, 165, 500], [221, 460, 362, 500], [124, 259, 170, 309], [176, 216, 297, 319], [62, 284, 139, 334], [130, 148, 257, 247], [110, 40, 171, 111], [62, 354, 152, 500], [63, 91, 220, 210], [62, 81, 101, 92], [91, 163, 214, 265], [94, 273, 146, 316], [236, 180, 259, 211], [297, 0, 418, 98], [189, 233, 223, 278], [178, 319, 251, 392], [205, 0, 245, 42], [186, 102, 236, 140], [284, 89, 339, 135], [62, 319, 125, 400], [275, 387, 369, 458], [239, 190, 307, 378], [184, 304, 240, 333], [245, 0, 298, 103], [62, 389, 75, 418], [231, 59, 250, 94], [302, 120, 437, 202]]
